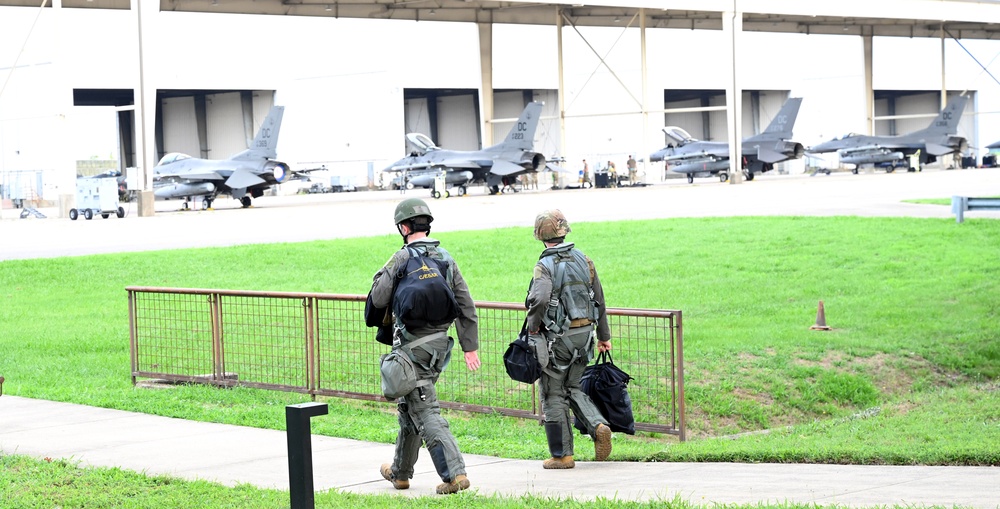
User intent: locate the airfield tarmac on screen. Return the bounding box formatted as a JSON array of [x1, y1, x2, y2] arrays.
[[2, 167, 999, 261]]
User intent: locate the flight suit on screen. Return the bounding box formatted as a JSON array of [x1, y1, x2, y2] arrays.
[[526, 242, 611, 458], [370, 238, 479, 484]]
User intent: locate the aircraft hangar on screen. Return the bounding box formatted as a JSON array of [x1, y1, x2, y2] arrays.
[[0, 0, 998, 216]]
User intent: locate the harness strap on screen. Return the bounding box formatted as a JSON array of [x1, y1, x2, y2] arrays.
[[547, 325, 594, 372], [393, 330, 448, 374]]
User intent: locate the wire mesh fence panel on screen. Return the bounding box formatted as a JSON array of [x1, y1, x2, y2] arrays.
[[434, 304, 539, 417], [216, 295, 309, 390], [314, 296, 383, 397], [128, 287, 684, 438], [605, 312, 680, 432], [131, 291, 214, 379]]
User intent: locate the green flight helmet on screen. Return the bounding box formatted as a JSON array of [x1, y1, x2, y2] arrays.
[[534, 209, 571, 241], [394, 198, 434, 225]]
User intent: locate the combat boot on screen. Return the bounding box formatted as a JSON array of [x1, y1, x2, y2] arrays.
[[594, 423, 612, 461], [435, 474, 470, 494], [542, 455, 575, 469], [380, 463, 409, 490]]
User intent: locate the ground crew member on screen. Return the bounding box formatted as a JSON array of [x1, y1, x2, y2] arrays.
[[627, 155, 638, 185], [370, 198, 481, 494], [526, 209, 613, 469]]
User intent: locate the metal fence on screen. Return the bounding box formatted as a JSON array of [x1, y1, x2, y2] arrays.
[[127, 286, 685, 440]]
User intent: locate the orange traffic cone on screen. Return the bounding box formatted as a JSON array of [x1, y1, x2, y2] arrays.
[[810, 301, 832, 331]]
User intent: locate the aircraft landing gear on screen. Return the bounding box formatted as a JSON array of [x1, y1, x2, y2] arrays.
[[489, 185, 501, 195], [240, 196, 252, 208], [457, 185, 467, 197], [719, 173, 729, 183], [687, 175, 694, 184], [851, 168, 859, 174], [743, 170, 755, 181]]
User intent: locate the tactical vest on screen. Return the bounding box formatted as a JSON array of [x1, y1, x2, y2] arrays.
[[536, 243, 600, 336]]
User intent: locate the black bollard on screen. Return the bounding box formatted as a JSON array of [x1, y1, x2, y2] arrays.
[[286, 402, 329, 509]]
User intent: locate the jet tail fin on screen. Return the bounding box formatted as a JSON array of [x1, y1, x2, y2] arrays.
[[231, 106, 284, 161], [749, 97, 802, 141], [492, 102, 543, 151], [923, 95, 968, 135]]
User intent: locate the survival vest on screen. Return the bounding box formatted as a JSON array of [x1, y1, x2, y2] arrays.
[[536, 243, 601, 336], [392, 244, 461, 330]]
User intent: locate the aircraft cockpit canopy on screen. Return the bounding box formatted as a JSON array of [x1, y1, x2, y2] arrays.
[[405, 133, 439, 154], [662, 126, 695, 146], [157, 152, 191, 166]]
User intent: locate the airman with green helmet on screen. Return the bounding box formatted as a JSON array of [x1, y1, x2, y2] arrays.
[[370, 197, 481, 495]]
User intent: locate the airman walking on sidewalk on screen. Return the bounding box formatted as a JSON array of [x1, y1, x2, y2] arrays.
[[525, 209, 613, 469], [369, 198, 482, 494]]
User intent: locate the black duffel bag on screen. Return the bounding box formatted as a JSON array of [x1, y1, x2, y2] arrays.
[[503, 319, 542, 384], [575, 351, 636, 435]]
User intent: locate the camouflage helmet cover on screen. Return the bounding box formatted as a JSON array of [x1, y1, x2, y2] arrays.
[[534, 209, 571, 241], [394, 198, 434, 225]]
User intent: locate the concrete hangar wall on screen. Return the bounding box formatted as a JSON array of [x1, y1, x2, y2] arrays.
[[1, 4, 998, 199]]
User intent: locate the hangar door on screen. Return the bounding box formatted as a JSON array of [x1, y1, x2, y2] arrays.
[[160, 92, 275, 162]]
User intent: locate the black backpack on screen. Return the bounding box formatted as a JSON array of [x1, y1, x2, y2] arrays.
[[392, 246, 461, 329]]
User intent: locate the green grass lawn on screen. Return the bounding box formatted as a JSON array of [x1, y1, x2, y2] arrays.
[[2, 216, 998, 507]]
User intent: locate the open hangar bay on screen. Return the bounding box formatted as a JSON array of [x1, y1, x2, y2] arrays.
[[1, 0, 999, 218]]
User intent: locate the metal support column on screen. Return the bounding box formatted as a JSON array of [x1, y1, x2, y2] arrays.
[[287, 402, 329, 509], [556, 7, 566, 172], [133, 0, 156, 216], [478, 22, 494, 147], [724, 4, 743, 184], [640, 9, 649, 182], [941, 26, 947, 110], [863, 32, 874, 136]]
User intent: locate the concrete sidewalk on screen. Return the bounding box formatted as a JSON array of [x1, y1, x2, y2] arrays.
[[1, 396, 997, 507]]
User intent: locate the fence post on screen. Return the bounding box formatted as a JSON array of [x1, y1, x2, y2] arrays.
[[286, 402, 329, 509], [952, 195, 967, 223]]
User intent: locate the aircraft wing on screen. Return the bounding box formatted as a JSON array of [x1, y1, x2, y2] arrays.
[[490, 159, 525, 176], [156, 171, 225, 182], [664, 152, 726, 165], [437, 159, 482, 169], [225, 169, 266, 189], [757, 147, 786, 163], [925, 143, 957, 156], [389, 160, 481, 172]]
